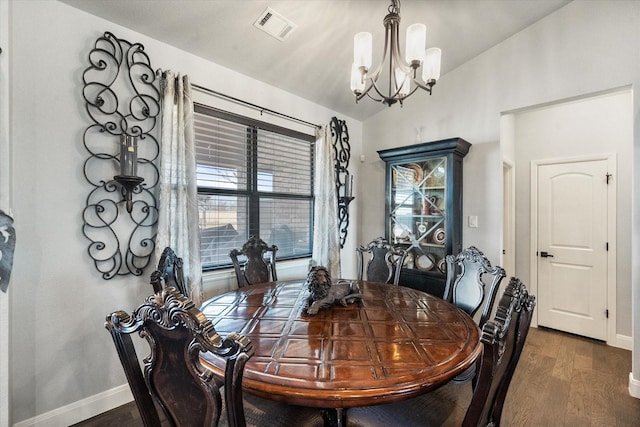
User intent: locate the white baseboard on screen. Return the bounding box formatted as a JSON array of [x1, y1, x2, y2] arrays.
[[612, 333, 633, 351], [629, 372, 640, 399], [532, 326, 632, 351], [14, 263, 312, 427], [13, 384, 132, 427]]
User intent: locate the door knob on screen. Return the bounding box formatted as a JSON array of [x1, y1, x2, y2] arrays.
[[540, 251, 554, 258]]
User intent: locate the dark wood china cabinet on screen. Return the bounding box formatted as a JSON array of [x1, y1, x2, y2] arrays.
[[378, 137, 471, 297]]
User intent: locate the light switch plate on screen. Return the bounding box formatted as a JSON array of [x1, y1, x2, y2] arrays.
[[468, 215, 478, 228]]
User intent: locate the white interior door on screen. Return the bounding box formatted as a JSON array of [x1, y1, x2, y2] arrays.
[[537, 159, 608, 340]]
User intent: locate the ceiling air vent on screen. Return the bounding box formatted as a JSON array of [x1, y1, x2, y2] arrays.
[[253, 7, 297, 41]]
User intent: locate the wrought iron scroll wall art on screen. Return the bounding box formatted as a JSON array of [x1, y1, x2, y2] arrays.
[[330, 116, 353, 248], [82, 32, 160, 279]]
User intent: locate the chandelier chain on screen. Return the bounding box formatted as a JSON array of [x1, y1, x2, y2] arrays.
[[389, 0, 400, 14]]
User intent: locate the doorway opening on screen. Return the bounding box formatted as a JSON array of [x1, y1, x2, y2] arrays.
[[502, 87, 632, 348]]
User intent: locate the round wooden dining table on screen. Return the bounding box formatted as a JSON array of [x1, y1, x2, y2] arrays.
[[200, 279, 481, 422]]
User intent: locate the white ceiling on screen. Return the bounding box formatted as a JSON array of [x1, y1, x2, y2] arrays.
[[59, 0, 571, 122]]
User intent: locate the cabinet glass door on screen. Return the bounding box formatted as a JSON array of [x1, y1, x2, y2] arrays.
[[390, 157, 447, 274]]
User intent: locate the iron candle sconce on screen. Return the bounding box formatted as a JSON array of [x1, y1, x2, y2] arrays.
[[331, 116, 353, 248], [82, 31, 159, 279]]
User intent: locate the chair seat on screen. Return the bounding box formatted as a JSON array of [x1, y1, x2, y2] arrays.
[[226, 393, 324, 427], [347, 381, 472, 427], [232, 383, 472, 427]]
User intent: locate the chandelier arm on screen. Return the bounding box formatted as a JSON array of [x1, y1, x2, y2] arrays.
[[355, 83, 378, 102], [408, 76, 435, 95], [364, 17, 393, 85], [387, 31, 394, 99], [389, 16, 412, 74], [364, 91, 384, 103], [385, 11, 411, 102], [357, 75, 404, 104], [369, 78, 402, 104], [356, 65, 386, 101], [363, 41, 411, 105], [399, 84, 421, 101], [365, 89, 399, 106], [360, 79, 404, 105], [356, 77, 387, 103]]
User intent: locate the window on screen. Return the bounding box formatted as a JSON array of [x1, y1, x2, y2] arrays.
[[194, 104, 315, 269]]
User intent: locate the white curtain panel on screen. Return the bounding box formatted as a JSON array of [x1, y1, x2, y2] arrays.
[[157, 72, 202, 305], [312, 124, 341, 279]]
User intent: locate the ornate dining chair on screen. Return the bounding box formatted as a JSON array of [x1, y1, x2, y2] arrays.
[[229, 236, 278, 288], [346, 276, 536, 427], [443, 246, 506, 383], [150, 246, 188, 296], [105, 287, 254, 427], [463, 276, 535, 426], [444, 246, 506, 328], [356, 236, 407, 285]]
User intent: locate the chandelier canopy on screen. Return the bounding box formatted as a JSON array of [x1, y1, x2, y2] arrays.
[[350, 0, 441, 106]]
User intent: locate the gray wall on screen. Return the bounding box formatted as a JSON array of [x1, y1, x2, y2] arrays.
[[6, 1, 361, 424], [358, 0, 640, 395]]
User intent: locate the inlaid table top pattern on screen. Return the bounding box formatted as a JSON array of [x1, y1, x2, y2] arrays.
[[200, 280, 481, 409]]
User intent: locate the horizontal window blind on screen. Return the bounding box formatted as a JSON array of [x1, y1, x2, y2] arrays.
[[257, 129, 312, 195], [194, 104, 315, 269], [195, 117, 248, 190]]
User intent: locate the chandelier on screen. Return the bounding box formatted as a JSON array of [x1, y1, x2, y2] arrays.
[[350, 0, 441, 106]]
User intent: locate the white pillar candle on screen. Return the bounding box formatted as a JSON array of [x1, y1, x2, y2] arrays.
[[345, 174, 354, 198]]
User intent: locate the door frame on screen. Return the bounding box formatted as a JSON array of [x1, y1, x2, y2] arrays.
[[529, 153, 617, 344], [502, 159, 515, 276], [0, 1, 11, 424]]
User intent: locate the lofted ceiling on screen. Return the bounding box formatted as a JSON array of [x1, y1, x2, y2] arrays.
[[59, 0, 571, 122]]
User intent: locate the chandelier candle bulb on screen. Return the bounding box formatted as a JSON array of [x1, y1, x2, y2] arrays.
[[351, 63, 365, 93], [120, 135, 138, 177], [353, 32, 372, 70], [422, 47, 442, 83], [405, 23, 426, 67], [394, 68, 410, 96]]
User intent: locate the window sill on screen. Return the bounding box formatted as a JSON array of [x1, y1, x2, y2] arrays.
[[201, 257, 312, 300]]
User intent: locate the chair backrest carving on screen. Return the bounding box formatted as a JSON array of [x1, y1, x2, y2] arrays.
[[105, 287, 254, 427], [229, 236, 278, 288], [444, 246, 506, 327], [356, 237, 407, 285], [150, 247, 188, 297], [463, 277, 536, 427]]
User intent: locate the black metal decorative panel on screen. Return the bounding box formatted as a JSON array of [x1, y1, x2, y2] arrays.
[[330, 116, 353, 248], [82, 32, 159, 279]]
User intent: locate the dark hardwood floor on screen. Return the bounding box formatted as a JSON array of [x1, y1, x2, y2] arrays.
[[73, 327, 640, 426]]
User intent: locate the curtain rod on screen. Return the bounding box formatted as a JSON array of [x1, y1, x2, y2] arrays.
[[190, 83, 321, 130]]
